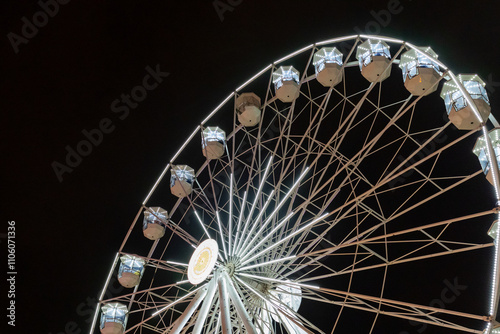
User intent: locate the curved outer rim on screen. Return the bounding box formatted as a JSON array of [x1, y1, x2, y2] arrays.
[[89, 34, 500, 334], [146, 34, 500, 334]]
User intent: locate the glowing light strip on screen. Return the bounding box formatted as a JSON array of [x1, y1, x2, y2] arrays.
[[237, 273, 319, 290], [152, 284, 205, 316], [171, 126, 201, 162], [239, 211, 296, 263], [201, 92, 235, 125], [482, 126, 500, 200], [228, 174, 233, 256], [359, 34, 404, 44], [448, 72, 484, 127], [216, 211, 228, 260], [249, 190, 277, 228], [250, 157, 274, 217], [194, 210, 211, 239], [234, 156, 274, 254], [405, 42, 448, 70], [238, 167, 309, 256], [88, 303, 100, 334], [90, 253, 119, 334], [489, 213, 500, 328], [99, 253, 120, 300], [490, 239, 498, 316], [235, 189, 276, 257], [240, 213, 328, 266], [143, 163, 170, 204], [274, 44, 315, 65], [406, 43, 448, 70], [236, 64, 273, 92], [232, 190, 247, 256], [239, 255, 296, 271], [167, 261, 188, 267], [316, 35, 358, 47]]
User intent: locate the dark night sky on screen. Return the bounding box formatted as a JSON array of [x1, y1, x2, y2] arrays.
[[2, 1, 500, 333]]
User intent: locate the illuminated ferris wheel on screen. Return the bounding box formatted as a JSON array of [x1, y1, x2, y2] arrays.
[[90, 35, 500, 334]]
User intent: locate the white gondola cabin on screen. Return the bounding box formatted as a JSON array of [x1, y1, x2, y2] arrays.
[[272, 66, 300, 102], [488, 220, 499, 240], [170, 165, 195, 198], [440, 74, 491, 130], [399, 46, 441, 96], [269, 283, 305, 333], [118, 254, 145, 288], [313, 47, 343, 87], [473, 128, 500, 185], [100, 302, 128, 334], [202, 126, 226, 159], [356, 39, 391, 82], [236, 92, 262, 127], [143, 207, 167, 240]]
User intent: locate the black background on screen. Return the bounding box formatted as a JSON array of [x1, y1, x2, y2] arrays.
[[2, 0, 500, 333]]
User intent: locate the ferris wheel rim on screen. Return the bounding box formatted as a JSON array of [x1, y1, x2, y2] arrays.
[[94, 34, 500, 334]]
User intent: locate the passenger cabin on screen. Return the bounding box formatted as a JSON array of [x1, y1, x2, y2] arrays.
[[399, 46, 441, 96], [118, 254, 145, 288], [313, 47, 343, 87], [170, 165, 195, 198], [202, 126, 226, 160], [143, 207, 167, 240], [100, 303, 128, 334], [272, 66, 300, 102], [236, 92, 262, 127], [356, 39, 391, 82], [441, 74, 491, 130], [473, 128, 500, 185]]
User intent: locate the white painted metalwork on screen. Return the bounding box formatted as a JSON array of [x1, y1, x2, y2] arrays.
[[170, 287, 208, 334], [93, 35, 500, 334], [217, 274, 231, 334]]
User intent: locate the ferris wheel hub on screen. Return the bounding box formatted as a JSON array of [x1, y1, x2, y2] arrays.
[[225, 262, 236, 276]]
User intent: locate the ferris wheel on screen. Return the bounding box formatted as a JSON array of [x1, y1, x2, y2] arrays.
[[90, 35, 500, 334]]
